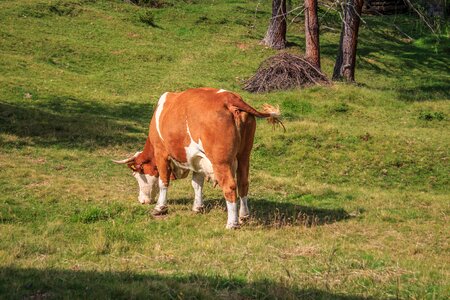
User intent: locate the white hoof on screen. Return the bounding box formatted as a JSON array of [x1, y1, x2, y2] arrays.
[[226, 222, 240, 230], [192, 205, 204, 213], [152, 206, 168, 216], [138, 196, 153, 204], [239, 214, 250, 224]]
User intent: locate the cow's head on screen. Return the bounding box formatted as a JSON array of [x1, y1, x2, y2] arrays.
[[113, 151, 159, 204]]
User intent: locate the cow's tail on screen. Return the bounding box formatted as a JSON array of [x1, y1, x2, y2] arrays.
[[226, 97, 285, 131]]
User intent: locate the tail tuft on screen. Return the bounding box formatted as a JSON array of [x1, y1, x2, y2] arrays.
[[262, 104, 285, 131]]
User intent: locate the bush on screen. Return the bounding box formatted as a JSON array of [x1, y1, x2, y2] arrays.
[[331, 102, 350, 113], [419, 110, 446, 121], [139, 10, 157, 27], [127, 0, 168, 8], [49, 1, 83, 17]]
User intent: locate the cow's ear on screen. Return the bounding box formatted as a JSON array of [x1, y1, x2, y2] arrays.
[[127, 162, 140, 173]]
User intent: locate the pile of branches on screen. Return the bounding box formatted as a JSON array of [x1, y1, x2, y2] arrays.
[[243, 52, 329, 93]]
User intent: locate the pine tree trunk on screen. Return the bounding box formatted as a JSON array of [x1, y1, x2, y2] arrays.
[[262, 0, 287, 50], [333, 0, 364, 82], [305, 0, 320, 68]]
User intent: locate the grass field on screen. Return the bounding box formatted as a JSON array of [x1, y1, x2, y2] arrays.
[[0, 0, 449, 298]]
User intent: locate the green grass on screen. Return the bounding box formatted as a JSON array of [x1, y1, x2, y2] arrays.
[[0, 0, 449, 298]]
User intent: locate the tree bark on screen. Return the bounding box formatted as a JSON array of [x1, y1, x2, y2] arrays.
[[332, 0, 364, 82], [262, 0, 287, 50], [304, 0, 320, 68]]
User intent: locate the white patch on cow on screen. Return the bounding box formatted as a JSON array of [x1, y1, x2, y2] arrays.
[[191, 172, 204, 212], [198, 156, 214, 182], [217, 89, 227, 93], [185, 121, 206, 162], [133, 173, 159, 204], [239, 196, 249, 219], [155, 178, 168, 211], [169, 121, 215, 181], [155, 92, 168, 141], [226, 201, 239, 229]]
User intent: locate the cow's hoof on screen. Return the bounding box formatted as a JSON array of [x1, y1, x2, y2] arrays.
[[152, 206, 168, 216], [139, 199, 149, 204], [192, 205, 204, 214], [225, 223, 240, 230], [239, 215, 250, 224]]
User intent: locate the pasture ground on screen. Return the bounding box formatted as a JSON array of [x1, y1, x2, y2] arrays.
[[0, 0, 449, 298]]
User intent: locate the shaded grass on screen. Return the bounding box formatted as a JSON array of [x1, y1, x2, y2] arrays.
[[0, 267, 372, 299], [0, 98, 153, 149], [0, 0, 449, 299]]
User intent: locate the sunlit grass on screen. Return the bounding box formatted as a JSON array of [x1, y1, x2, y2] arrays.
[[0, 0, 449, 298]]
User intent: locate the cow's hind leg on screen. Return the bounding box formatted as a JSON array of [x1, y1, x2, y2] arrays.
[[237, 113, 256, 223], [191, 172, 205, 213], [214, 164, 239, 229], [237, 155, 250, 223]]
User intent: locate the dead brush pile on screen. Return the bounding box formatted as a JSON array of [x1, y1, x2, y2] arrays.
[[243, 52, 330, 93]]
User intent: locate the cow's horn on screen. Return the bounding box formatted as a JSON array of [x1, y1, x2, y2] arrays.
[[112, 151, 142, 164]]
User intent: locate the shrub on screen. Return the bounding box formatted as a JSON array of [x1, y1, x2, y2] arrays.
[[48, 1, 83, 17], [127, 0, 168, 8], [419, 110, 446, 121], [332, 102, 350, 113], [139, 10, 157, 27]]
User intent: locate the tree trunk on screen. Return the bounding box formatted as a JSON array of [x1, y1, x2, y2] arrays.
[[333, 0, 364, 82], [262, 0, 287, 50], [304, 0, 320, 68]]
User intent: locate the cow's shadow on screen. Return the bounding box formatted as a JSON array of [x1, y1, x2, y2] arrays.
[[171, 196, 352, 228]]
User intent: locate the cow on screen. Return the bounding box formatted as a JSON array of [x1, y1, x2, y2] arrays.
[[113, 88, 282, 229]]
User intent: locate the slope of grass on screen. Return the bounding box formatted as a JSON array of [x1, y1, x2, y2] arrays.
[[0, 0, 449, 299]]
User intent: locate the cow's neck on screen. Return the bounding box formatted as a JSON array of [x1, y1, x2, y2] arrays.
[[136, 137, 158, 176], [140, 137, 155, 161]]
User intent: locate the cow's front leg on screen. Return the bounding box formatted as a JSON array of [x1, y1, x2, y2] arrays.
[[153, 157, 170, 216], [153, 178, 169, 215], [191, 172, 205, 213]]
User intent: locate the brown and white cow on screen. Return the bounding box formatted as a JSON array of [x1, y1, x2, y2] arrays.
[[114, 88, 282, 229]]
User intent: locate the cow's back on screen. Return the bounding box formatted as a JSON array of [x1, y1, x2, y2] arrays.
[[150, 88, 246, 166]]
